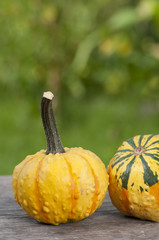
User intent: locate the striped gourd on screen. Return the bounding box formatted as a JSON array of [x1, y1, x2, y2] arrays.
[[108, 134, 159, 221]]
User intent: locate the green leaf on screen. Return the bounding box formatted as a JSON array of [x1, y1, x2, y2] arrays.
[[108, 8, 140, 30]]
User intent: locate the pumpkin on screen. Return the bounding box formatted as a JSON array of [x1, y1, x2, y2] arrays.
[[12, 91, 109, 225], [108, 134, 159, 221]]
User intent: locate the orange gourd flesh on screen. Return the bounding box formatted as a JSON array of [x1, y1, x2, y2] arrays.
[[12, 92, 109, 225]]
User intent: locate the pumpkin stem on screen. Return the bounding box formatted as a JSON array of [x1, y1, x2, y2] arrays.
[[41, 91, 65, 154]]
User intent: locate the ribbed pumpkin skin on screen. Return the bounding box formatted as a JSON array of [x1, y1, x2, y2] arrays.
[[12, 147, 108, 225], [108, 134, 159, 221]]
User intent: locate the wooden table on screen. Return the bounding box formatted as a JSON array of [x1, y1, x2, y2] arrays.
[[0, 176, 158, 240]]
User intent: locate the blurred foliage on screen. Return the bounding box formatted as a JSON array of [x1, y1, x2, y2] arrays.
[[0, 0, 159, 174]]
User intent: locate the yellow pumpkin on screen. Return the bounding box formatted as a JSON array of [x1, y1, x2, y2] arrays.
[[108, 134, 159, 221], [12, 91, 109, 225]]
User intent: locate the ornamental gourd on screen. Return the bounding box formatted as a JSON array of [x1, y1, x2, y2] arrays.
[[108, 134, 159, 221], [12, 91, 109, 225]]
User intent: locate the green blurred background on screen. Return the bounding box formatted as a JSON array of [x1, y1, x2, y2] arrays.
[[1, 0, 159, 174]]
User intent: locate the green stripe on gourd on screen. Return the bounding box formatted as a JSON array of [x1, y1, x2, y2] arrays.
[[121, 156, 136, 189], [140, 155, 158, 187]]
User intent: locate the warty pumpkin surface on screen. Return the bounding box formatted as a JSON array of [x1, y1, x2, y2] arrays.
[[12, 91, 109, 225], [108, 134, 159, 222]]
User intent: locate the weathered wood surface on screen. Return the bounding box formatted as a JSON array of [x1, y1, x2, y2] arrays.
[[0, 176, 159, 240]]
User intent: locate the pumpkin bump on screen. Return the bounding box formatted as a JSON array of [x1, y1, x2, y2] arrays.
[[108, 134, 159, 222], [12, 91, 109, 225]]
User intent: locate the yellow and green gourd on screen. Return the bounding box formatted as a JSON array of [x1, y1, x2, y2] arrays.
[[12, 91, 109, 225], [108, 134, 159, 221]]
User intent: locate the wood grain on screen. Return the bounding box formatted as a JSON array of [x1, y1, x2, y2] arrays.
[[0, 176, 158, 240]]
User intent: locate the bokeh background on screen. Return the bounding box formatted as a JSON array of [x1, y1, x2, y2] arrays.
[[1, 0, 159, 174]]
